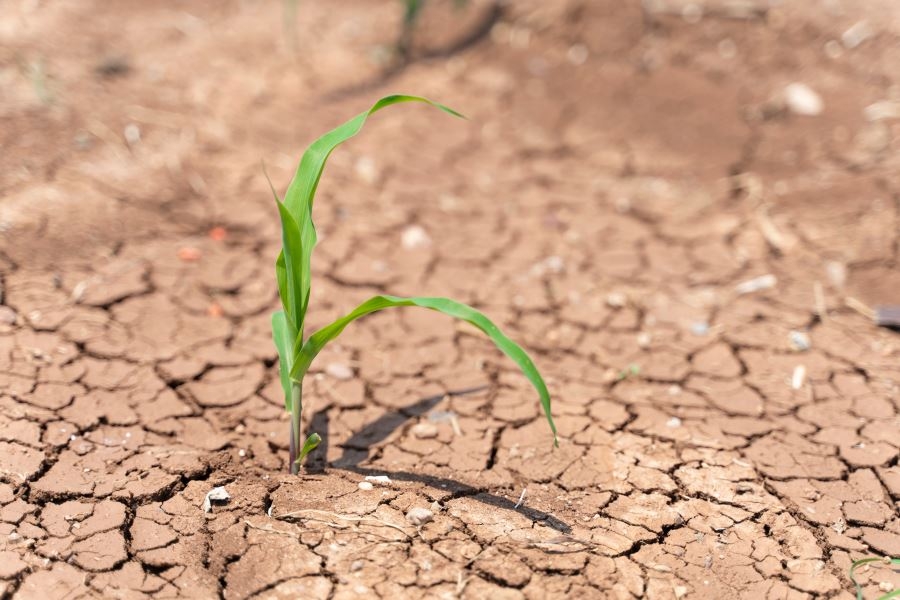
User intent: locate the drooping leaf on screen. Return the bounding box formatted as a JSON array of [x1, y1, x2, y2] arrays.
[[295, 432, 322, 465], [271, 310, 296, 410], [277, 95, 464, 331], [290, 294, 557, 445]]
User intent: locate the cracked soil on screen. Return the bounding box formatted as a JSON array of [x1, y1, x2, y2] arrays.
[[1, 0, 899, 598]]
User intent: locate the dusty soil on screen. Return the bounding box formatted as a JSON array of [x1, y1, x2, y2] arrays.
[[2, 0, 900, 598]]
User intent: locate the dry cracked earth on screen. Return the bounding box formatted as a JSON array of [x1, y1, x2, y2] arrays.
[[2, 0, 900, 598]]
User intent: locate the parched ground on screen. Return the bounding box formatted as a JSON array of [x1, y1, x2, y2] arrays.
[[1, 0, 899, 598]]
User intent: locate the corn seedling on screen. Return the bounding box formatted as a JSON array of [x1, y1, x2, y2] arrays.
[[270, 95, 557, 474]]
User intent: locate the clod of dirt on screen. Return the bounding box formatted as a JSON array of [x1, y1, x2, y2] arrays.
[[202, 486, 231, 513], [405, 507, 434, 526]]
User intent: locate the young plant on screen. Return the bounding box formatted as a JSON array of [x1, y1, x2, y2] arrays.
[[270, 95, 557, 474]]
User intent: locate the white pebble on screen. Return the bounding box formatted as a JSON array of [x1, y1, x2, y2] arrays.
[[354, 156, 378, 184], [124, 123, 141, 145], [784, 83, 823, 116], [636, 332, 652, 349], [401, 225, 432, 250], [406, 507, 434, 526], [825, 261, 847, 287], [791, 365, 806, 390], [358, 481, 374, 491], [411, 423, 438, 439], [606, 292, 627, 308], [666, 416, 682, 428], [364, 475, 392, 486], [789, 331, 811, 352], [842, 21, 872, 49], [735, 274, 777, 295], [202, 486, 231, 513], [325, 362, 354, 381]]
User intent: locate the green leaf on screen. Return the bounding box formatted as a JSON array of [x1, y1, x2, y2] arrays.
[[295, 432, 322, 465], [271, 310, 296, 410], [290, 295, 557, 445], [275, 200, 307, 328], [278, 95, 464, 332]]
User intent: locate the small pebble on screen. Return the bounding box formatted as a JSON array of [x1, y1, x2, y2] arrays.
[[879, 582, 894, 593], [358, 481, 373, 491], [735, 274, 776, 295], [364, 475, 392, 486], [636, 332, 652, 349], [691, 321, 710, 336], [605, 292, 627, 308], [124, 123, 141, 145], [354, 157, 378, 184], [0, 306, 17, 325], [411, 422, 438, 439], [791, 365, 806, 390], [842, 21, 872, 49], [789, 331, 811, 352], [401, 225, 432, 250], [825, 261, 846, 287], [325, 363, 354, 381], [202, 486, 230, 513], [784, 83, 823, 116], [666, 416, 682, 428], [350, 560, 364, 572], [406, 507, 434, 527]]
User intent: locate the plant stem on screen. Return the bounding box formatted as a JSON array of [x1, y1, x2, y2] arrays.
[[288, 381, 302, 475]]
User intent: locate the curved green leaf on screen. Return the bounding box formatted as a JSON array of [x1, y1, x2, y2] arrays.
[[290, 295, 557, 445], [277, 95, 464, 331], [295, 432, 322, 465]]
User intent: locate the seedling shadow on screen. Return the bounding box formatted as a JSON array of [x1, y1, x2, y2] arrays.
[[304, 387, 571, 534]]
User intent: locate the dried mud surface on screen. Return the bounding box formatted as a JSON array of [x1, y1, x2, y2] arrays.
[[2, 0, 900, 598]]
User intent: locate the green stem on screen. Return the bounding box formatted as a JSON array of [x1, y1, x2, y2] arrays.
[[289, 382, 302, 475]]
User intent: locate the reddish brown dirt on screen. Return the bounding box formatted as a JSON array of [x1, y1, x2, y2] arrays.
[[2, 0, 900, 598]]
